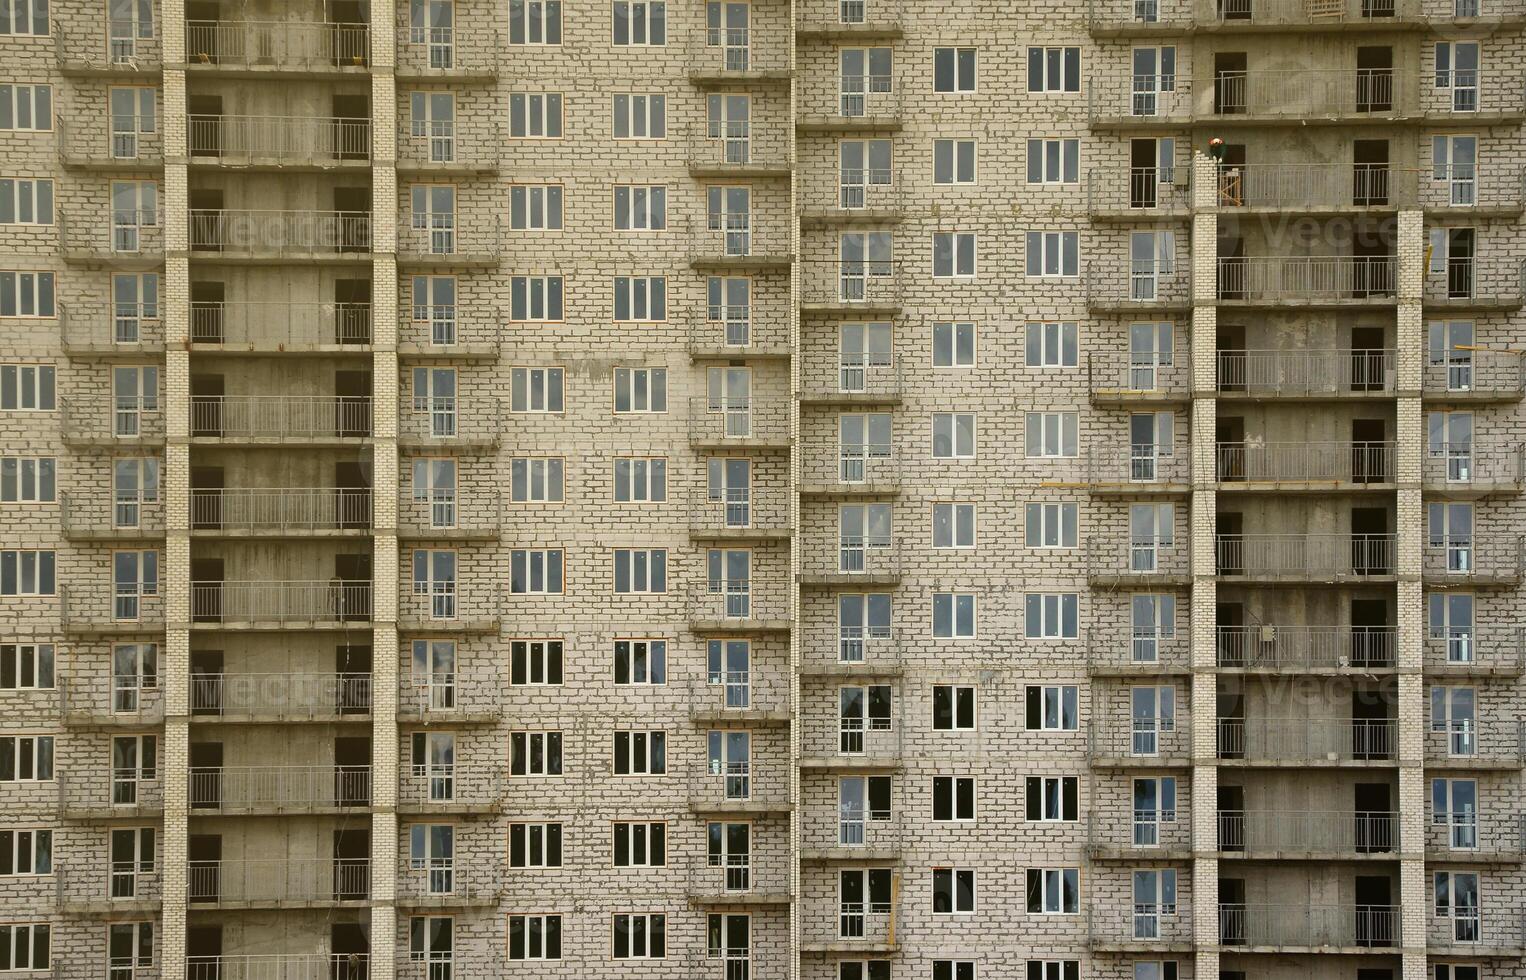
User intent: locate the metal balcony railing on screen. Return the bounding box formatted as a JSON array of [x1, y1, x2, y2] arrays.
[[1085, 537, 1191, 581], [799, 260, 902, 308], [397, 212, 502, 259], [59, 491, 166, 537], [1423, 443, 1526, 490], [189, 302, 373, 347], [1215, 163, 1417, 209], [1425, 720, 1525, 765], [688, 675, 787, 722], [1217, 809, 1399, 853], [190, 581, 374, 625], [806, 537, 902, 580], [687, 575, 791, 625], [189, 115, 371, 163], [1088, 714, 1191, 761], [397, 396, 501, 445], [1217, 625, 1396, 669], [803, 627, 902, 672], [1208, 69, 1416, 117], [60, 673, 164, 724], [1084, 263, 1191, 308], [1195, 0, 1421, 24], [190, 489, 372, 533], [686, 486, 791, 535], [803, 355, 903, 401], [397, 672, 502, 720], [400, 307, 503, 350], [1086, 76, 1194, 122], [55, 860, 161, 907], [689, 214, 793, 262], [1087, 167, 1191, 213], [1215, 533, 1397, 579], [831, 444, 900, 487], [1086, 807, 1189, 854], [1084, 627, 1191, 674], [396, 859, 500, 904], [188, 765, 372, 810], [59, 302, 164, 352], [398, 490, 502, 536], [59, 207, 165, 257], [798, 0, 904, 31], [58, 585, 165, 631], [828, 80, 901, 120], [190, 395, 373, 439], [1087, 906, 1194, 946], [1424, 626, 1526, 673], [1217, 256, 1397, 302], [1419, 165, 1526, 212], [186, 955, 368, 980], [1217, 348, 1396, 396], [393, 12, 502, 76], [1085, 445, 1192, 486], [57, 772, 164, 814], [1217, 717, 1398, 761], [60, 396, 165, 445], [1427, 812, 1526, 857], [184, 20, 370, 68], [684, 24, 789, 77], [1219, 904, 1401, 948], [398, 766, 502, 811], [57, 116, 164, 165], [54, 19, 164, 70], [1425, 257, 1526, 305], [1087, 351, 1190, 399], [801, 167, 904, 215], [803, 804, 901, 853], [1426, 909, 1526, 950], [687, 396, 791, 445], [397, 586, 502, 627], [1422, 536, 1526, 582], [189, 672, 372, 718], [1424, 349, 1525, 397], [187, 858, 370, 905], [685, 129, 793, 176], [1215, 441, 1395, 484], [189, 209, 372, 255]]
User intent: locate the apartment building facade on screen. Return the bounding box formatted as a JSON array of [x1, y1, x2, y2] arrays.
[[0, 0, 1524, 978]]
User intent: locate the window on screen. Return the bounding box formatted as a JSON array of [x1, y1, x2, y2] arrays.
[[1130, 46, 1177, 116], [933, 322, 975, 367], [112, 365, 157, 437], [1027, 46, 1081, 92], [0, 830, 48, 875], [613, 277, 666, 322], [932, 868, 976, 913], [839, 47, 894, 116], [510, 731, 563, 776], [613, 94, 665, 138], [1133, 776, 1177, 845], [933, 232, 976, 278], [0, 273, 53, 318], [410, 549, 456, 620], [1029, 963, 1079, 980], [410, 186, 458, 255], [0, 0, 46, 35], [111, 735, 155, 803], [1133, 869, 1178, 937], [509, 822, 563, 868], [510, 367, 564, 412], [613, 367, 667, 413], [1435, 41, 1480, 112], [0, 458, 52, 504], [612, 0, 664, 43], [113, 549, 158, 621], [0, 551, 53, 596], [707, 185, 752, 256], [510, 457, 564, 504], [1131, 686, 1176, 754], [613, 549, 667, 594], [614, 185, 666, 230], [509, 185, 563, 231], [1026, 868, 1079, 913], [1026, 412, 1078, 458], [510, 639, 563, 686], [613, 821, 666, 866], [1434, 871, 1480, 942], [612, 914, 665, 959], [932, 775, 975, 821], [0, 85, 50, 132], [707, 276, 751, 346], [1025, 231, 1079, 278], [1025, 776, 1079, 822], [1434, 967, 1479, 980], [410, 275, 456, 345], [508, 915, 562, 961], [934, 47, 976, 92], [613, 457, 667, 503], [840, 139, 893, 207], [1132, 594, 1176, 663], [1025, 503, 1077, 549], [509, 275, 564, 322], [932, 139, 976, 185], [0, 366, 53, 410], [409, 91, 455, 163], [839, 868, 893, 937], [113, 460, 159, 529], [1432, 777, 1478, 849], [1134, 965, 1178, 980], [510, 549, 564, 594], [408, 917, 452, 974], [112, 273, 159, 343], [932, 592, 976, 638], [932, 502, 976, 549], [614, 639, 666, 685], [932, 413, 975, 458], [1130, 230, 1176, 299], [0, 926, 48, 970], [839, 961, 892, 980], [1431, 686, 1477, 755], [508, 0, 560, 43], [509, 93, 563, 138], [1027, 139, 1079, 185], [1429, 501, 1474, 573], [839, 685, 892, 754], [1433, 136, 1477, 207], [0, 179, 52, 226], [706, 93, 751, 159], [614, 730, 666, 774], [0, 736, 50, 782], [0, 644, 52, 691], [933, 685, 976, 730], [1024, 321, 1078, 368], [1026, 684, 1078, 730], [107, 921, 153, 980], [111, 180, 157, 252], [935, 963, 975, 980], [409, 824, 455, 894], [411, 731, 457, 801]]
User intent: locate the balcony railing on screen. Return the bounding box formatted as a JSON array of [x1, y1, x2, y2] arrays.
[[190, 581, 374, 625], [799, 260, 902, 308], [1087, 167, 1191, 214], [1423, 443, 1525, 491], [55, 860, 161, 908], [187, 955, 368, 980], [189, 209, 372, 256], [800, 167, 905, 215], [1088, 714, 1191, 761], [687, 575, 791, 626], [1215, 163, 1416, 209], [1218, 256, 1396, 302], [803, 804, 901, 853], [802, 356, 904, 402], [190, 488, 372, 533], [1084, 626, 1191, 674], [54, 19, 164, 70], [190, 302, 373, 348], [1217, 717, 1398, 761], [397, 673, 502, 720], [1215, 533, 1396, 579], [684, 24, 790, 77], [184, 20, 370, 68], [393, 12, 503, 76], [804, 537, 902, 581], [190, 672, 372, 718], [59, 302, 164, 353], [189, 115, 370, 163], [1424, 626, 1526, 673], [1422, 536, 1525, 582], [1424, 349, 1525, 398], [803, 626, 903, 672], [828, 443, 901, 487], [1200, 0, 1420, 26], [687, 396, 791, 445], [1217, 809, 1398, 853], [398, 766, 502, 811], [1428, 812, 1526, 857], [1219, 904, 1400, 948], [188, 858, 370, 905], [189, 765, 372, 810], [1217, 625, 1396, 669], [686, 486, 791, 535], [1087, 76, 1195, 122], [58, 772, 164, 814], [397, 396, 501, 446], [1425, 257, 1526, 306], [1085, 445, 1192, 487], [1086, 807, 1190, 854], [1426, 909, 1526, 950], [1216, 441, 1394, 484], [60, 207, 165, 257], [689, 215, 793, 263], [1425, 720, 1525, 765], [190, 395, 373, 440], [1209, 69, 1418, 118], [58, 585, 165, 631], [397, 212, 502, 260], [61, 396, 165, 445], [1087, 351, 1189, 400], [59, 491, 166, 538], [1084, 264, 1191, 308], [60, 673, 164, 724], [1217, 348, 1395, 396], [397, 586, 503, 627], [398, 491, 502, 537], [685, 131, 792, 174], [397, 118, 503, 171], [401, 307, 503, 351], [1086, 537, 1191, 581], [1087, 906, 1194, 946]]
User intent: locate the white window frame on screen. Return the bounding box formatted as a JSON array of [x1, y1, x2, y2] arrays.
[[0, 829, 49, 876], [613, 457, 667, 502], [510, 456, 565, 504], [931, 867, 976, 914], [1026, 138, 1080, 185], [1025, 321, 1080, 368], [1027, 867, 1080, 914], [1027, 684, 1080, 730], [613, 548, 667, 594], [509, 184, 564, 231], [508, 0, 561, 44], [510, 548, 565, 595], [613, 729, 666, 774], [613, 367, 667, 413], [0, 85, 51, 132], [931, 775, 976, 822], [613, 821, 666, 867], [509, 730, 564, 777], [613, 277, 667, 322], [612, 913, 666, 959], [0, 735, 52, 781], [0, 179, 52, 227], [0, 457, 53, 504], [614, 185, 667, 230], [1025, 230, 1080, 278], [509, 367, 565, 413], [1026, 412, 1079, 458], [509, 822, 563, 868], [509, 275, 564, 322], [0, 550, 54, 596], [933, 232, 976, 278], [612, 94, 666, 138], [0, 0, 47, 36], [1026, 775, 1079, 822], [612, 0, 666, 45], [1025, 594, 1080, 640], [932, 592, 976, 639], [0, 273, 53, 318], [932, 502, 976, 549], [1025, 502, 1078, 549], [614, 639, 667, 685], [0, 365, 54, 410], [0, 644, 53, 691], [932, 321, 975, 367], [0, 925, 48, 970], [931, 684, 976, 731], [509, 639, 563, 687], [507, 914, 561, 961], [931, 413, 976, 459], [1027, 46, 1081, 93], [933, 138, 976, 185], [933, 47, 977, 92], [509, 93, 564, 138]]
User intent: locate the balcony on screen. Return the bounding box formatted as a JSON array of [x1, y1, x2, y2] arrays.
[[190, 489, 372, 536], [1427, 812, 1526, 862], [1423, 349, 1526, 402], [1207, 69, 1415, 121], [1085, 537, 1191, 586], [397, 212, 502, 267], [1086, 0, 1426, 33], [801, 894, 900, 954], [184, 20, 370, 72], [187, 955, 368, 980], [689, 217, 794, 271], [1217, 255, 1396, 305], [190, 302, 373, 351], [55, 861, 161, 914], [801, 538, 902, 585], [1084, 627, 1191, 676], [796, 0, 904, 38], [688, 765, 791, 815], [801, 804, 902, 861], [1217, 348, 1395, 398], [397, 674, 503, 724], [687, 854, 792, 906], [1087, 77, 1195, 127], [189, 209, 372, 260], [800, 357, 903, 406], [1219, 903, 1400, 951], [1214, 162, 1416, 211], [397, 118, 502, 175], [1087, 168, 1191, 219], [799, 260, 902, 314], [188, 765, 372, 813], [190, 581, 374, 628], [1421, 165, 1526, 216], [398, 491, 502, 540], [1087, 715, 1192, 766], [797, 87, 903, 131], [60, 673, 164, 727], [397, 586, 502, 633], [1084, 445, 1191, 491], [687, 397, 791, 449], [59, 302, 165, 355], [688, 575, 791, 631], [61, 395, 165, 447], [801, 627, 904, 678], [189, 672, 372, 721], [190, 395, 373, 443], [799, 169, 905, 225], [58, 585, 165, 635], [1425, 720, 1525, 769], [393, 14, 501, 81], [187, 858, 370, 908], [189, 115, 371, 168], [53, 20, 163, 75], [1422, 536, 1525, 586], [686, 131, 793, 179], [1086, 907, 1194, 952], [59, 491, 166, 540], [59, 207, 165, 262], [397, 861, 502, 909], [1216, 717, 1399, 764], [57, 771, 163, 818], [687, 486, 792, 540], [1086, 807, 1191, 859], [1084, 264, 1191, 312], [398, 396, 502, 450], [1425, 257, 1526, 311], [1424, 443, 1525, 496], [1215, 533, 1397, 582], [687, 306, 789, 360], [1216, 809, 1399, 857], [1427, 910, 1526, 956], [1424, 626, 1525, 676], [1215, 441, 1395, 489], [56, 117, 164, 170], [1087, 352, 1189, 405], [801, 444, 901, 496], [1217, 625, 1396, 671], [685, 25, 791, 84], [400, 308, 502, 357], [399, 766, 502, 815]]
